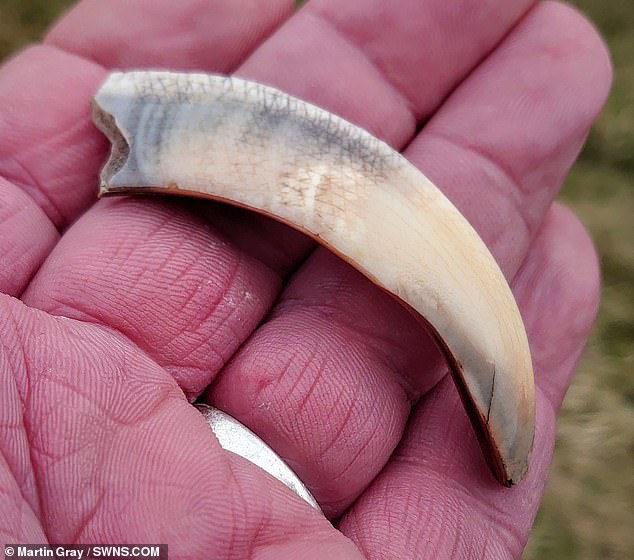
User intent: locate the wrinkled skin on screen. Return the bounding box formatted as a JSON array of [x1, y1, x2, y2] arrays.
[[0, 1, 611, 558]]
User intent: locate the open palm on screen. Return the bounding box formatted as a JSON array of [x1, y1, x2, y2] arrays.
[[0, 0, 611, 558]]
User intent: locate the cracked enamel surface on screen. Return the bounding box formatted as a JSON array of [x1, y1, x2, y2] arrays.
[[92, 70, 535, 486]]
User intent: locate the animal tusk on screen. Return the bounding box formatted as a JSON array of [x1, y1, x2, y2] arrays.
[[92, 71, 535, 486]]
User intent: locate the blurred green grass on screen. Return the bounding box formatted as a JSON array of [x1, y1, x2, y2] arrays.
[[0, 1, 631, 558], [527, 2, 634, 558]]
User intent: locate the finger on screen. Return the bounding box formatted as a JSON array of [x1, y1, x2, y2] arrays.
[[23, 0, 539, 397], [0, 1, 295, 230], [336, 203, 600, 559], [240, 0, 535, 146], [24, 197, 309, 399], [46, 0, 295, 70], [0, 178, 58, 296], [0, 295, 361, 558], [304, 0, 535, 119], [513, 204, 601, 409], [204, 1, 611, 516], [404, 0, 612, 276], [0, 46, 106, 228]]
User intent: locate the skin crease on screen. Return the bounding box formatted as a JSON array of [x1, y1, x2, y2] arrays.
[[0, 1, 611, 559]]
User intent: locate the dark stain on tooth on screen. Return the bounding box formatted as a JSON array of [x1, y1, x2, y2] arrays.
[[125, 72, 397, 184]]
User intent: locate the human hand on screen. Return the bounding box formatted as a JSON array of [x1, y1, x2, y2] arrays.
[[0, 0, 611, 558]]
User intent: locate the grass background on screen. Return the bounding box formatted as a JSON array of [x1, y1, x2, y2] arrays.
[[0, 1, 631, 558]]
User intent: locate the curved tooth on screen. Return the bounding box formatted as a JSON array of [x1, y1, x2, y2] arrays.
[[92, 70, 535, 486]]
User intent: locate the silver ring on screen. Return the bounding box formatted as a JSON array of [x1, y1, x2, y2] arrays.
[[195, 403, 321, 511]]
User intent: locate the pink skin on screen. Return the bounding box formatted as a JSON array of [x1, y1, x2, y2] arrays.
[[0, 0, 611, 558]]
